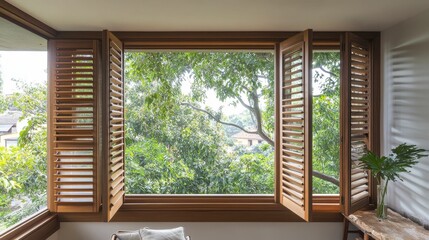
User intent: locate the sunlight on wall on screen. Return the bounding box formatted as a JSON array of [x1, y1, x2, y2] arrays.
[[382, 7, 429, 228]]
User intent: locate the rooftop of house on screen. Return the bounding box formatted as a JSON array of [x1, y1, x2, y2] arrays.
[[232, 130, 264, 141], [0, 111, 21, 123], [0, 111, 21, 133]]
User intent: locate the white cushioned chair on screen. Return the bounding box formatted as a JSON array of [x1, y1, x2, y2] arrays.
[[111, 227, 190, 240]]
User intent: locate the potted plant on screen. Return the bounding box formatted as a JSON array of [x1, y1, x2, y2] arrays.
[[359, 143, 427, 219]]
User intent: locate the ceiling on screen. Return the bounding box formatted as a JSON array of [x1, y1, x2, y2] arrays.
[[6, 0, 429, 32], [0, 17, 46, 51]]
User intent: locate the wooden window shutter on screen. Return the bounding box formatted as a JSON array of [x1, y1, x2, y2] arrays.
[[340, 33, 374, 215], [48, 39, 101, 213], [279, 30, 313, 221], [102, 30, 125, 221]]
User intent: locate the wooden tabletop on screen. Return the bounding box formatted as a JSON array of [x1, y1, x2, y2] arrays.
[[345, 209, 429, 240]]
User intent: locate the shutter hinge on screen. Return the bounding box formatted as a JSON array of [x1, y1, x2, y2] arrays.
[[341, 196, 345, 205]]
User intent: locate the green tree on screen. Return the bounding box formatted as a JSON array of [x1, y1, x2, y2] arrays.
[[125, 51, 276, 194], [8, 80, 47, 146], [312, 52, 341, 193], [125, 51, 341, 194], [125, 62, 274, 194], [0, 55, 7, 113], [0, 82, 47, 230]]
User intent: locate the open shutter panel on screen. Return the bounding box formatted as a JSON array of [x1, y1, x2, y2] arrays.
[[279, 30, 313, 221], [341, 33, 373, 215], [102, 31, 125, 221], [48, 40, 101, 213]]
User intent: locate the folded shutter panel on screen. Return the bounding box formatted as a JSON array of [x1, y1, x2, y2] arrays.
[[279, 30, 313, 221], [102, 30, 125, 221], [341, 33, 373, 215], [48, 39, 101, 213]]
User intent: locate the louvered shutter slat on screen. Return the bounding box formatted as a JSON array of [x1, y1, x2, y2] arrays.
[[103, 31, 125, 221], [341, 33, 374, 215], [279, 30, 313, 221], [48, 40, 101, 213]]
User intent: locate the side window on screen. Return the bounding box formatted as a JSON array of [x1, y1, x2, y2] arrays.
[[0, 17, 47, 232]]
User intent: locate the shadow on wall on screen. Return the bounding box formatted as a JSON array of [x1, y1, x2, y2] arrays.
[[387, 36, 429, 229]]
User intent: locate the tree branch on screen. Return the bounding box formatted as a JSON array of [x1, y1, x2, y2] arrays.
[[241, 85, 254, 95], [313, 171, 340, 186], [181, 102, 258, 134], [248, 89, 274, 146], [247, 87, 340, 186], [318, 66, 339, 78], [183, 92, 340, 187], [236, 96, 253, 113], [235, 95, 258, 125]]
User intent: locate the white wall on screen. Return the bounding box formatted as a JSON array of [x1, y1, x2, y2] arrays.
[[46, 231, 58, 240], [382, 8, 429, 228], [53, 222, 342, 240]]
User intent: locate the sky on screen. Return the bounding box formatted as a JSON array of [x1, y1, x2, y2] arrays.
[[0, 51, 47, 94]]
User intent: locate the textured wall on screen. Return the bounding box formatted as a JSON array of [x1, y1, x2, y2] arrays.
[[382, 8, 429, 228], [55, 222, 342, 240]]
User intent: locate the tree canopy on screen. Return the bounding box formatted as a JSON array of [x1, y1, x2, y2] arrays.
[[125, 50, 341, 194], [0, 82, 47, 230], [125, 51, 275, 194]]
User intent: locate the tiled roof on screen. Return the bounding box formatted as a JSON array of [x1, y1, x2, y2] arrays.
[[0, 111, 21, 125], [0, 124, 13, 132]]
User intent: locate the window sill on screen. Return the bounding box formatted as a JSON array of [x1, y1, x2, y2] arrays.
[[313, 194, 341, 212], [124, 194, 278, 211], [104, 194, 342, 222], [0, 209, 59, 240]]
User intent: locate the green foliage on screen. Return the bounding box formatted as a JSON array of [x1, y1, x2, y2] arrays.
[[125, 51, 275, 194], [0, 82, 47, 231], [312, 52, 341, 194], [360, 143, 428, 183], [10, 80, 47, 146], [126, 51, 274, 135], [0, 57, 6, 113], [0, 144, 47, 229], [359, 143, 427, 218], [0, 95, 7, 114], [125, 50, 343, 195]]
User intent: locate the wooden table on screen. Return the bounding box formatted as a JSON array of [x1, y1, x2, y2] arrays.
[[343, 209, 429, 240]]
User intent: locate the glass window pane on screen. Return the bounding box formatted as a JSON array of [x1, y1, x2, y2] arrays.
[[312, 50, 340, 194], [0, 17, 47, 232], [125, 50, 275, 194]]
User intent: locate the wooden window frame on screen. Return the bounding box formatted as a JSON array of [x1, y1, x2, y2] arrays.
[[0, 0, 380, 223], [99, 32, 370, 222], [116, 40, 292, 222], [0, 3, 60, 238], [0, 209, 59, 240]]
